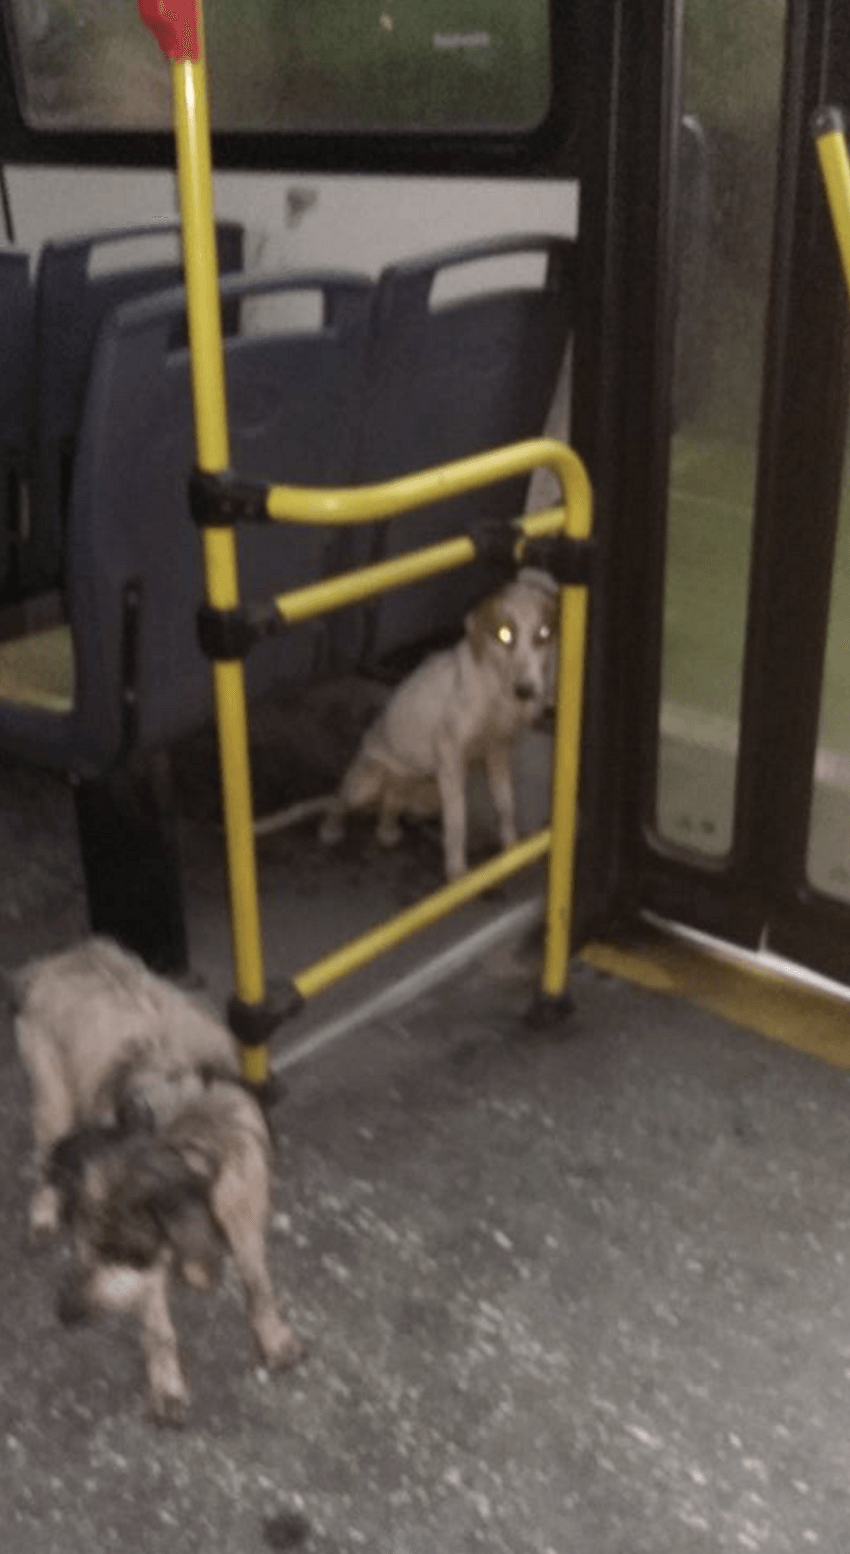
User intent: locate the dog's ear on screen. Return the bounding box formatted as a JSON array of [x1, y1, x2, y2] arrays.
[[159, 1195, 226, 1290], [105, 1142, 218, 1273], [138, 1149, 225, 1289], [126, 1139, 209, 1223], [516, 566, 558, 599], [48, 1125, 124, 1223], [540, 589, 559, 639], [465, 596, 501, 660]]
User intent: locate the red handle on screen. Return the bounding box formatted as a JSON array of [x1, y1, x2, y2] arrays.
[[138, 0, 199, 61]]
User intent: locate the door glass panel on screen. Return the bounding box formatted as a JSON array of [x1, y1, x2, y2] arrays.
[[807, 452, 850, 901], [655, 0, 786, 856]]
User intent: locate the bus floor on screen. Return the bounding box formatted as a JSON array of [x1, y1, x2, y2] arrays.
[[0, 722, 849, 1554]]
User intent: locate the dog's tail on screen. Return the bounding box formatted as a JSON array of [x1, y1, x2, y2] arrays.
[[253, 794, 335, 839]]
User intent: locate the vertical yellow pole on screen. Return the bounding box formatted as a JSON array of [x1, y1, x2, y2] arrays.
[[166, 12, 268, 1083], [812, 107, 850, 305], [541, 457, 593, 1001]]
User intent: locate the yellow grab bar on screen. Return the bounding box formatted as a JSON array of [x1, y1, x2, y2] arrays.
[[139, 0, 594, 1071], [813, 106, 850, 304], [260, 440, 593, 1010], [265, 437, 583, 526], [273, 506, 565, 625], [168, 34, 268, 1081], [294, 832, 551, 1002]]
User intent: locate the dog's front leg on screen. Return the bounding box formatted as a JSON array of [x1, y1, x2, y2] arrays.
[[23, 1038, 77, 1244], [212, 1167, 302, 1373], [84, 1260, 190, 1425], [484, 741, 518, 852], [435, 732, 468, 882], [140, 1269, 191, 1426]]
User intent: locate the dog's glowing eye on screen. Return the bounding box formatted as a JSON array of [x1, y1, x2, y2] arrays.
[[496, 624, 514, 647], [536, 624, 552, 643]]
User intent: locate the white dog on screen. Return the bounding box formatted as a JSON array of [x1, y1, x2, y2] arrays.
[[255, 568, 559, 882], [15, 937, 301, 1424]]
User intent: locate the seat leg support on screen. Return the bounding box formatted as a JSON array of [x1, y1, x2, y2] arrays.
[[72, 750, 188, 976]]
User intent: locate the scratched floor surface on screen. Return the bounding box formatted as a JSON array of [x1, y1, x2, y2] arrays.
[[0, 720, 848, 1554]]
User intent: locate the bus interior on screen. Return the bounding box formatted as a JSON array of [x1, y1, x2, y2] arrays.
[[1, 2, 850, 1549]]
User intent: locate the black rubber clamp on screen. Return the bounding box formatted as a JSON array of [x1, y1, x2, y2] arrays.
[[811, 105, 847, 141], [196, 600, 283, 661], [472, 518, 522, 574], [521, 534, 595, 586], [227, 982, 305, 1048], [189, 466, 271, 528], [523, 988, 577, 1034]]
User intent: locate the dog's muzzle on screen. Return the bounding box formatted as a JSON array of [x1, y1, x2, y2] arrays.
[[514, 681, 539, 703]]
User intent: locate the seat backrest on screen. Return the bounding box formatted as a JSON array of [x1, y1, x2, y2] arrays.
[[24, 221, 244, 595], [358, 234, 576, 664], [0, 249, 34, 597], [62, 269, 374, 770]]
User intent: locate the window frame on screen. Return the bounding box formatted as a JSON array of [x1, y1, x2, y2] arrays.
[[0, 1, 577, 177]]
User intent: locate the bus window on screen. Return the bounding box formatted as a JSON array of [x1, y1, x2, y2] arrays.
[[4, 0, 551, 136]]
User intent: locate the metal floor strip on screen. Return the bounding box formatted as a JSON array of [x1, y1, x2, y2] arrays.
[[272, 895, 544, 1073]]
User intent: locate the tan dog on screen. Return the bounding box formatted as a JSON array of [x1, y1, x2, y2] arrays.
[[255, 568, 559, 882], [14, 937, 301, 1425]]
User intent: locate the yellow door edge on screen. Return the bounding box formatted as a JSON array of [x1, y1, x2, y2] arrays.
[[581, 920, 850, 1069]]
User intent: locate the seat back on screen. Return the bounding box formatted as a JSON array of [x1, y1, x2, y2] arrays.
[[59, 269, 374, 770], [358, 234, 576, 663], [24, 221, 244, 594], [0, 234, 575, 775]]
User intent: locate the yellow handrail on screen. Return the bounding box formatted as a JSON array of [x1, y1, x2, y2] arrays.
[[265, 437, 585, 525], [294, 832, 552, 1002], [170, 35, 267, 1081], [270, 503, 565, 626], [139, 0, 594, 1077], [813, 106, 850, 304]]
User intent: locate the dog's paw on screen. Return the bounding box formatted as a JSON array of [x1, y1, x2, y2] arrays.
[[258, 1317, 304, 1373], [149, 1380, 190, 1428], [147, 1351, 190, 1426]]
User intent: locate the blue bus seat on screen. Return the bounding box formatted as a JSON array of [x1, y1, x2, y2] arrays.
[[0, 268, 375, 774], [22, 220, 244, 596], [0, 269, 373, 971], [357, 234, 575, 664]]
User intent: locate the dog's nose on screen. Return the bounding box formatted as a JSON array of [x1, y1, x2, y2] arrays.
[[514, 681, 537, 702]]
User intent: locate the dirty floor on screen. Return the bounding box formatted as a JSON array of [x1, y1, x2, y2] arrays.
[[1, 702, 849, 1554]]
